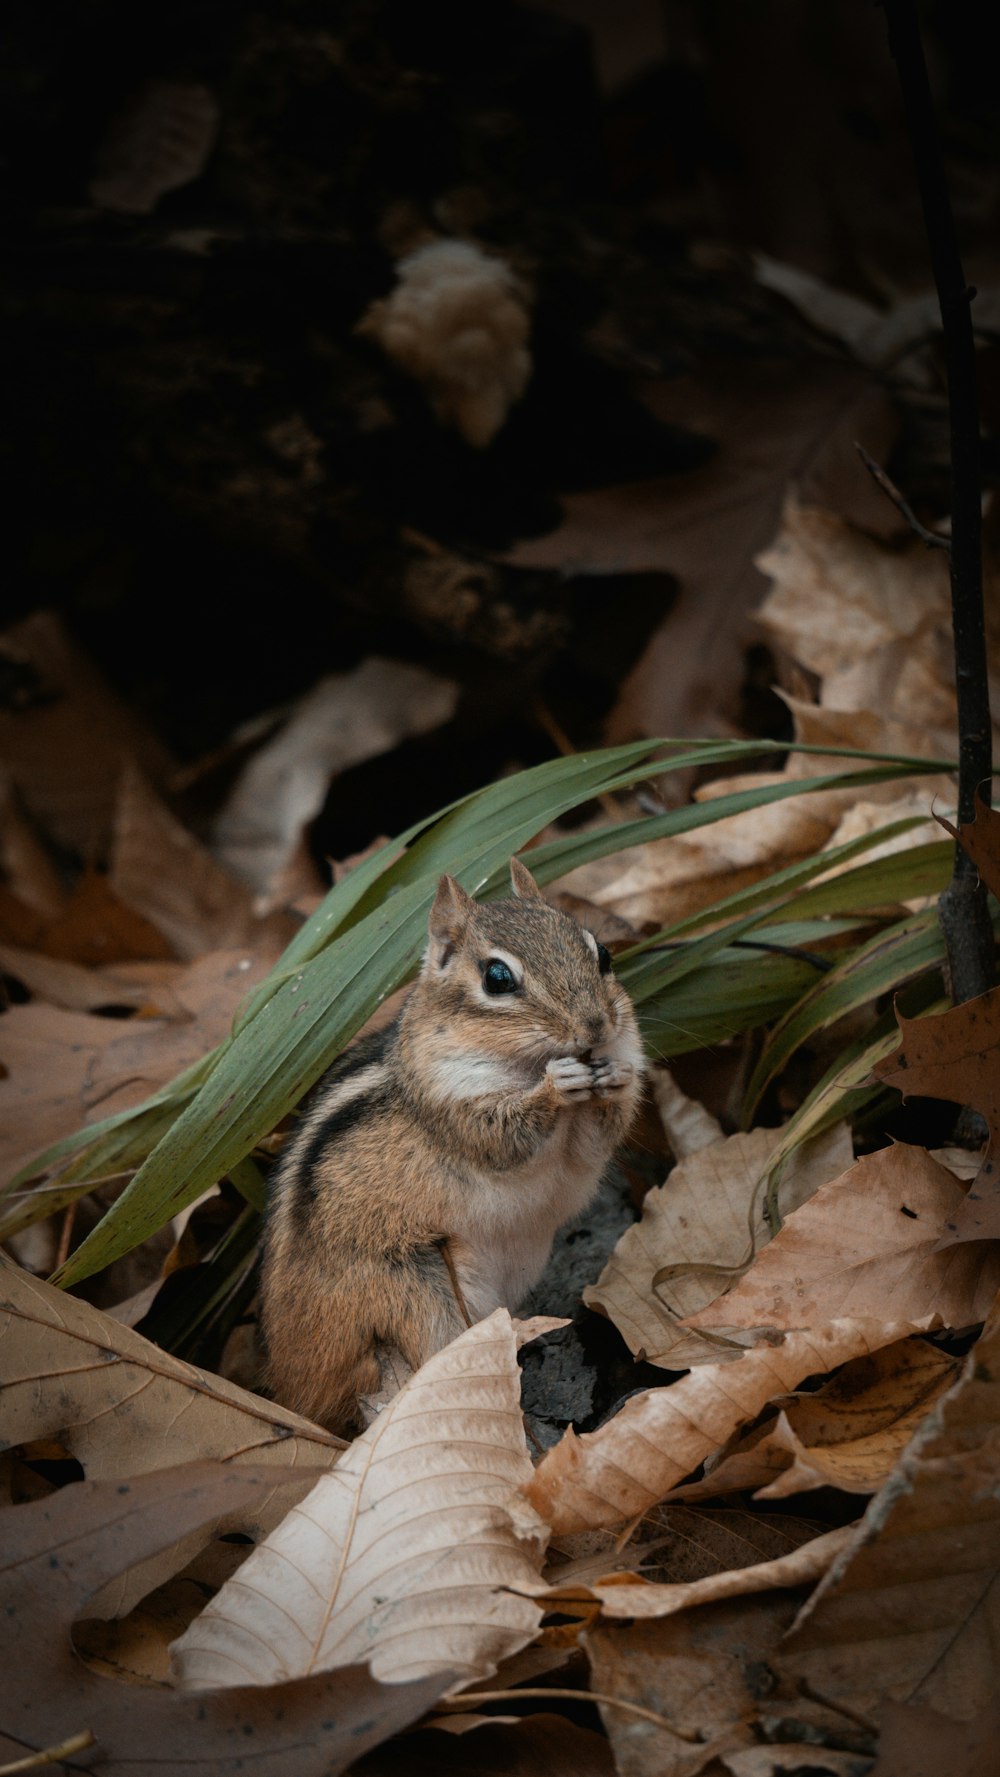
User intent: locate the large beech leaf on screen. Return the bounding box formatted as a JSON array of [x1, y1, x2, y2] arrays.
[[172, 1311, 548, 1691], [523, 1319, 932, 1535], [0, 1463, 450, 1777]]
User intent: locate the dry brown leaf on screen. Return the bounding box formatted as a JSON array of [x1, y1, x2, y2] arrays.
[[172, 1310, 548, 1691], [110, 764, 297, 961], [650, 1068, 723, 1159], [754, 498, 980, 752], [0, 1463, 449, 1777], [778, 1304, 1000, 1722], [0, 773, 64, 918], [0, 941, 181, 1015], [583, 1592, 799, 1777], [869, 1696, 1000, 1777], [211, 659, 458, 898], [0, 947, 276, 1187], [0, 1257, 342, 1611], [0, 612, 173, 854], [523, 1523, 851, 1621], [586, 1123, 853, 1369], [685, 1145, 1000, 1335], [874, 994, 1000, 1242], [523, 1318, 931, 1535], [508, 359, 894, 745], [676, 1337, 958, 1503]]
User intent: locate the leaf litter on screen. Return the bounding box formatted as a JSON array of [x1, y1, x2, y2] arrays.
[[5, 20, 1000, 1772]]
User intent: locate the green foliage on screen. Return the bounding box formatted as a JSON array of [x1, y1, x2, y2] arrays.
[[0, 736, 970, 1292]]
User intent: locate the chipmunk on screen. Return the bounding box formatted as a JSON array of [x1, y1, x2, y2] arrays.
[[259, 857, 645, 1432]]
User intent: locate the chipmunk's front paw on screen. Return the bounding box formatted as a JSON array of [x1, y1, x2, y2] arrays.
[[591, 1057, 634, 1098], [546, 1055, 594, 1102]]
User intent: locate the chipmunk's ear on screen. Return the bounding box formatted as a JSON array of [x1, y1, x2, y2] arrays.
[[510, 856, 543, 900], [426, 873, 473, 969]]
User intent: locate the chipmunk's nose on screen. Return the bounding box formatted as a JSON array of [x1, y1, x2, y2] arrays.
[[574, 1015, 609, 1052]]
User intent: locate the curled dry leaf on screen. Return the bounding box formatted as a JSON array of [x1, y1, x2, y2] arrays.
[[172, 1310, 548, 1691], [0, 1464, 449, 1777], [0, 1258, 342, 1612], [675, 1336, 958, 1503], [874, 993, 1000, 1242], [685, 1144, 1000, 1335], [521, 1523, 852, 1621], [89, 80, 219, 215], [586, 1123, 853, 1369], [778, 1305, 1000, 1722], [524, 1318, 931, 1535]]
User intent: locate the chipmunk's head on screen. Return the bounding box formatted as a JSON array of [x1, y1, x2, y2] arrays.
[[412, 856, 638, 1073]]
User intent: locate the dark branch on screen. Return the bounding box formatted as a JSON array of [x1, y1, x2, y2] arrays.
[[854, 441, 950, 551], [882, 0, 994, 1005]]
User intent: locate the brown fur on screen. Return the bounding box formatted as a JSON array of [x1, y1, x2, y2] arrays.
[[259, 859, 645, 1433]]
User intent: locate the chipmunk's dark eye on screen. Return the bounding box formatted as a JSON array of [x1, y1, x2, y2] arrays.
[[596, 943, 612, 975], [483, 959, 518, 995]]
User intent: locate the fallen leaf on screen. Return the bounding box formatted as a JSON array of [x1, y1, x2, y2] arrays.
[[778, 1305, 1000, 1721], [650, 1068, 723, 1159], [0, 612, 172, 854], [172, 1310, 548, 1691], [676, 1337, 958, 1502], [524, 1319, 931, 1535], [586, 1124, 853, 1368], [110, 764, 297, 961], [685, 1145, 1000, 1335], [938, 792, 1000, 902], [212, 658, 459, 899], [583, 1592, 797, 1777], [869, 1696, 1000, 1777], [0, 1257, 342, 1611], [0, 941, 180, 1015], [524, 1524, 851, 1621], [874, 995, 1000, 1242], [0, 1464, 448, 1776], [0, 948, 276, 1188]]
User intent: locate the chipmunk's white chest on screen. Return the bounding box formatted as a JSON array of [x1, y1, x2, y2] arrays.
[[448, 1118, 606, 1315]]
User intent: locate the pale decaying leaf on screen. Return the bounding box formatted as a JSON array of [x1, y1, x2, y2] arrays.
[[685, 1144, 1000, 1336], [674, 1336, 958, 1503], [172, 1310, 548, 1691], [520, 1523, 852, 1621], [0, 1258, 341, 1611], [0, 1464, 450, 1777], [211, 658, 459, 898], [778, 1305, 1000, 1722], [523, 1318, 932, 1536], [586, 1123, 853, 1369]]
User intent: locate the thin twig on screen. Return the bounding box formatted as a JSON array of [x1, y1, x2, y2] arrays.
[[854, 441, 950, 550], [442, 1686, 700, 1740], [0, 1733, 96, 1775]]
